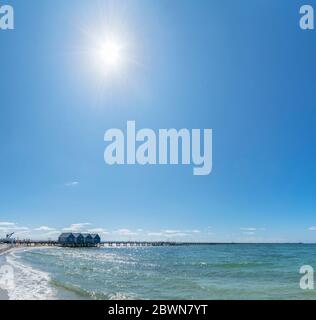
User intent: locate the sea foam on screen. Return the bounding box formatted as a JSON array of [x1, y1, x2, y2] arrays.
[[5, 250, 57, 300]]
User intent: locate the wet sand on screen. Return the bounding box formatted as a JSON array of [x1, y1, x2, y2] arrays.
[[0, 288, 9, 300]]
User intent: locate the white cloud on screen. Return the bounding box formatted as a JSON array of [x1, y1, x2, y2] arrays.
[[145, 229, 202, 239], [113, 229, 138, 236], [62, 223, 91, 232], [160, 229, 200, 238], [0, 224, 29, 232], [240, 227, 266, 232], [0, 222, 15, 226], [88, 228, 109, 235], [65, 181, 79, 187], [163, 230, 181, 234], [240, 228, 257, 231], [164, 232, 189, 238], [12, 227, 29, 231], [308, 226, 316, 231], [187, 229, 201, 233], [34, 226, 55, 231]]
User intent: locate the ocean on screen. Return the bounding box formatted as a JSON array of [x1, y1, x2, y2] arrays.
[[3, 244, 316, 300]]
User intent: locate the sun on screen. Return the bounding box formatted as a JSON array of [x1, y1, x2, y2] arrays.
[[83, 29, 136, 82], [95, 38, 124, 71]]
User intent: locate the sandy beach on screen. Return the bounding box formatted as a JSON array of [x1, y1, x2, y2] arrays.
[[0, 244, 13, 255]]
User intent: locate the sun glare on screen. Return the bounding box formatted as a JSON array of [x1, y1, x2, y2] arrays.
[[95, 38, 124, 72]]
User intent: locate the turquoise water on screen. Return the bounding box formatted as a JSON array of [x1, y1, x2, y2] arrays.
[[5, 244, 316, 300]]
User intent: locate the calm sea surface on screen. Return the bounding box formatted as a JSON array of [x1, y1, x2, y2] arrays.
[[4, 244, 316, 300]]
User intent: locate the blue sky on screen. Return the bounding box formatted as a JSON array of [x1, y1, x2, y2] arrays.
[[0, 0, 315, 242]]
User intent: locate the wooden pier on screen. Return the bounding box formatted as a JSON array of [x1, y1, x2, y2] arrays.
[[3, 240, 220, 247]]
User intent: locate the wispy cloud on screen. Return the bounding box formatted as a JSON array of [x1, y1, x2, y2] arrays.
[[113, 229, 138, 236], [240, 227, 266, 232], [0, 222, 31, 239], [164, 232, 189, 238], [62, 223, 91, 232], [163, 230, 181, 234], [88, 228, 110, 235], [34, 226, 55, 231], [0, 222, 15, 226], [187, 229, 201, 234], [0, 222, 29, 232], [308, 226, 316, 231], [65, 181, 79, 187], [160, 229, 201, 238], [240, 227, 257, 232], [243, 231, 255, 235]]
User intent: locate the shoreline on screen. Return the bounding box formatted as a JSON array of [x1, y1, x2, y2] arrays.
[[0, 245, 11, 300], [0, 245, 83, 300], [0, 245, 55, 300], [0, 245, 14, 256]]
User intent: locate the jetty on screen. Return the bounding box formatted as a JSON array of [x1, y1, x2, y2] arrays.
[[0, 240, 221, 247], [0, 232, 224, 248]]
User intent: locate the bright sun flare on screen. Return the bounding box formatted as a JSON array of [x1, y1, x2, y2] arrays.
[[96, 39, 123, 70]]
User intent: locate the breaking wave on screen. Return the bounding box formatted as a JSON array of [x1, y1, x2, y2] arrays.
[[5, 249, 57, 300]]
